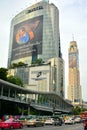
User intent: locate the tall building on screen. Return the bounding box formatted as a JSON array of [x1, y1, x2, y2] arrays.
[[68, 40, 82, 105], [8, 0, 62, 67], [7, 1, 64, 98]]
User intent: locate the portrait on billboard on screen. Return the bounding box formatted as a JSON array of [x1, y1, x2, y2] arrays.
[[16, 27, 30, 44], [69, 53, 77, 68], [11, 15, 43, 60], [15, 20, 40, 44]]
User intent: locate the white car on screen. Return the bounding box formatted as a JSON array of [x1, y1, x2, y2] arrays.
[[74, 117, 81, 123], [65, 118, 75, 125], [44, 118, 54, 125]]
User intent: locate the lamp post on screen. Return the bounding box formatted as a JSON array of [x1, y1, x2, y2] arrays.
[[53, 106, 55, 116], [27, 98, 31, 115]]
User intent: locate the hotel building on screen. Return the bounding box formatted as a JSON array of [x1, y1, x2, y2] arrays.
[[68, 40, 82, 105]]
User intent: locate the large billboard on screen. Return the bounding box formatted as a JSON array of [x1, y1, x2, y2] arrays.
[[69, 53, 78, 68], [11, 15, 43, 60], [28, 66, 50, 92]]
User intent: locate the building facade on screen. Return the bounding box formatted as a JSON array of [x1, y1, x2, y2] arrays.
[[68, 41, 82, 105], [7, 1, 65, 98], [8, 57, 65, 98], [8, 1, 61, 67]]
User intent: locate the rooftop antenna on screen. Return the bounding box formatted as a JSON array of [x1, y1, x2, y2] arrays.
[[72, 34, 74, 41]]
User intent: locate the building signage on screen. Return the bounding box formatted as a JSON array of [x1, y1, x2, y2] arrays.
[[27, 6, 43, 14]]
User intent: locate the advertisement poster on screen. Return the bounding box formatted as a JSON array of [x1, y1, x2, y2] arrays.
[[11, 15, 43, 60], [69, 53, 77, 68]]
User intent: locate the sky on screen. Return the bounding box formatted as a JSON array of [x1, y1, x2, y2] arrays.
[[0, 0, 87, 101]]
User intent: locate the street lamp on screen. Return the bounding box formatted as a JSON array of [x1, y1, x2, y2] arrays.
[[27, 98, 31, 115]]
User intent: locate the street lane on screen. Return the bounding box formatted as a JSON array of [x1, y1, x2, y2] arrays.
[[18, 123, 84, 130]]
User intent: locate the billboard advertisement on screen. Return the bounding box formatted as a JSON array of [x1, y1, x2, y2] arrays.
[[69, 53, 78, 68], [28, 66, 50, 92], [11, 15, 43, 60]]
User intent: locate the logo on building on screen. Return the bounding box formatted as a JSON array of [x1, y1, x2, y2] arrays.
[[37, 71, 42, 77], [27, 6, 43, 14]]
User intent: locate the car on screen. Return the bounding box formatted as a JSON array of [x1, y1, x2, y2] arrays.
[[53, 118, 62, 126], [0, 118, 23, 129], [64, 118, 75, 125], [26, 118, 44, 127], [74, 117, 81, 123], [44, 118, 54, 125], [83, 119, 87, 130]]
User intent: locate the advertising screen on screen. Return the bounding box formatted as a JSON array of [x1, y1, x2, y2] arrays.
[[11, 15, 43, 60], [69, 53, 77, 68]]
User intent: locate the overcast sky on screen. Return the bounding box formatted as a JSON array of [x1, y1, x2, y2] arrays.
[[0, 0, 87, 101]]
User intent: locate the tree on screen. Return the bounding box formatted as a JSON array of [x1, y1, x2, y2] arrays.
[[0, 68, 8, 81], [73, 106, 81, 115], [10, 63, 18, 68], [7, 75, 23, 87], [36, 58, 43, 65], [17, 62, 27, 67], [10, 62, 28, 68], [31, 58, 43, 66]]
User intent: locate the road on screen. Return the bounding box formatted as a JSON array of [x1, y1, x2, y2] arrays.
[[20, 123, 84, 130]]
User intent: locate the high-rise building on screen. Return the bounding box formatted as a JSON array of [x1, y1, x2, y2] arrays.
[[8, 0, 62, 67], [68, 40, 82, 105], [7, 1, 64, 98]]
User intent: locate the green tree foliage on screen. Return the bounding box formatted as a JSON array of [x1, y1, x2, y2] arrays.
[[10, 62, 27, 68], [10, 63, 18, 68], [31, 58, 43, 66], [0, 67, 24, 87], [81, 108, 87, 112], [17, 61, 27, 66], [7, 75, 23, 87], [73, 106, 81, 115], [0, 68, 8, 80], [36, 58, 43, 65]]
